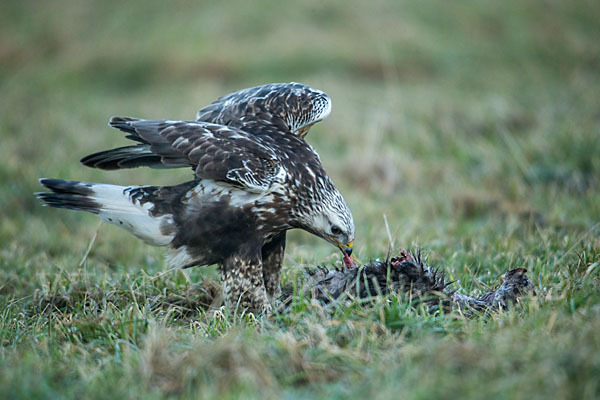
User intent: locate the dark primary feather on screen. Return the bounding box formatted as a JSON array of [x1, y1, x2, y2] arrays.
[[81, 117, 188, 169], [80, 144, 169, 170]]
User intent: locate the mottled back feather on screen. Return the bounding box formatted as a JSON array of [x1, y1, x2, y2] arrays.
[[195, 82, 332, 138]]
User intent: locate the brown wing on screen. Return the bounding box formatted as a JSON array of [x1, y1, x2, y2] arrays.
[[82, 117, 282, 192], [195, 82, 332, 138]]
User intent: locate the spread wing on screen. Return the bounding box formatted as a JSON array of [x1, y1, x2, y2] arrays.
[[195, 82, 332, 139], [81, 117, 282, 192]]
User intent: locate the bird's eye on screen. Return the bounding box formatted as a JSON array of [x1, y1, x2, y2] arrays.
[[331, 225, 342, 235]]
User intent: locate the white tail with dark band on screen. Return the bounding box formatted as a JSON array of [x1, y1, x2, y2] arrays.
[[36, 178, 174, 246]]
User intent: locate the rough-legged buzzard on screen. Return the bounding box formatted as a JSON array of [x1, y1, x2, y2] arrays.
[[37, 82, 355, 313]]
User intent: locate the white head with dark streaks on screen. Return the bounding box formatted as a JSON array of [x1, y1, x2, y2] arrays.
[[293, 178, 355, 256]]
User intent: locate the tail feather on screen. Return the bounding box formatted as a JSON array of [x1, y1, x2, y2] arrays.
[[36, 178, 174, 246], [37, 178, 101, 213]]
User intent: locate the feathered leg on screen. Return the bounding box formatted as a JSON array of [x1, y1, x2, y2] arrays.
[[261, 232, 286, 299], [219, 252, 270, 314]]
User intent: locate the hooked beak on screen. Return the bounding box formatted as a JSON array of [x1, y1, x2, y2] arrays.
[[329, 236, 353, 256]]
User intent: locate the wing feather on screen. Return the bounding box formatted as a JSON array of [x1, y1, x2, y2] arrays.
[[85, 118, 281, 192], [195, 82, 332, 138]]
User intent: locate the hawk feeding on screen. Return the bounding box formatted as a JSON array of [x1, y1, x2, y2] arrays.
[[37, 82, 355, 313]]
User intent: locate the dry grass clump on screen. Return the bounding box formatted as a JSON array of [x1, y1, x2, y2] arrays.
[[140, 326, 277, 397]]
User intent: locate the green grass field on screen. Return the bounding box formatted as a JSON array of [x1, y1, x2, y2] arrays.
[[1, 1, 599, 398]]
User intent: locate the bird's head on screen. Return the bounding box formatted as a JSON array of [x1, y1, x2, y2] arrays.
[[301, 188, 355, 257]]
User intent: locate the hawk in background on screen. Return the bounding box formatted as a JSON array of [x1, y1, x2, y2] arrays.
[[37, 83, 355, 313]]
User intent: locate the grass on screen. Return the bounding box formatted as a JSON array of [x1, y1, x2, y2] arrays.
[[1, 0, 600, 398]]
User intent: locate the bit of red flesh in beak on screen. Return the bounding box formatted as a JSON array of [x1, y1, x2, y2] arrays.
[[343, 253, 357, 269]]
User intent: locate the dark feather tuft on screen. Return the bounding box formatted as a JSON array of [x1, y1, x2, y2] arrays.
[[36, 178, 100, 213]]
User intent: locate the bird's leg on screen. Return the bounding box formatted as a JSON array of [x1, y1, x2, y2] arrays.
[[261, 232, 286, 299], [219, 251, 271, 315]]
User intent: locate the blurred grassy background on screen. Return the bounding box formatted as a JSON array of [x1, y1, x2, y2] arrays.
[[1, 0, 599, 399]]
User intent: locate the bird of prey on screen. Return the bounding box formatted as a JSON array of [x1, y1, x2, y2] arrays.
[[37, 82, 355, 313]]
